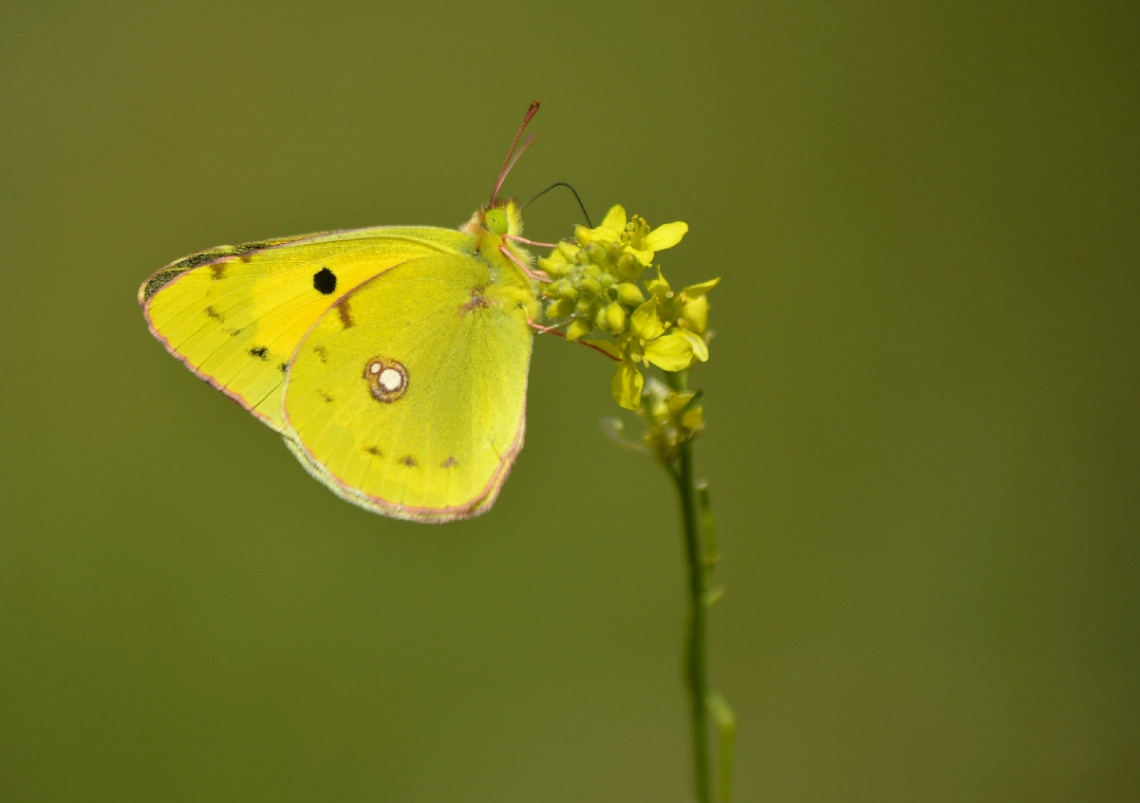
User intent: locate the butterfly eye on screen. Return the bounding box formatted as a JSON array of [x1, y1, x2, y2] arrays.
[[484, 207, 509, 236], [364, 357, 409, 403]]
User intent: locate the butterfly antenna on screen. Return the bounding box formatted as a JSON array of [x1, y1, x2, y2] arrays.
[[491, 100, 541, 205], [524, 182, 594, 228], [498, 135, 537, 195]]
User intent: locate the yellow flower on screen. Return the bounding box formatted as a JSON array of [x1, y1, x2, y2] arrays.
[[630, 299, 695, 372], [641, 271, 720, 364], [608, 299, 701, 410], [580, 205, 689, 268]]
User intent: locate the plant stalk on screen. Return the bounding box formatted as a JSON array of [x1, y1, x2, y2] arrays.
[[667, 370, 711, 803]]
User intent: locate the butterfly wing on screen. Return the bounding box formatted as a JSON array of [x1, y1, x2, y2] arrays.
[[138, 226, 471, 430], [282, 251, 533, 522]]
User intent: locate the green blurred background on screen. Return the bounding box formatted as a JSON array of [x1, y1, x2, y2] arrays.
[[2, 1, 1137, 800]]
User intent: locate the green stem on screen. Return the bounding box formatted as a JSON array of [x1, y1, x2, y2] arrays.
[[667, 370, 711, 803]]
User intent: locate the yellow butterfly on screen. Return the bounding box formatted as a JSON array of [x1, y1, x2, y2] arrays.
[[139, 102, 553, 522]]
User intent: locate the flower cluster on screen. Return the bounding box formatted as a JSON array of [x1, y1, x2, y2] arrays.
[[538, 206, 719, 411]]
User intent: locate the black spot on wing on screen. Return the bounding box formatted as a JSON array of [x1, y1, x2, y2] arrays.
[[399, 455, 417, 468], [249, 346, 270, 361], [205, 305, 224, 321], [313, 267, 337, 295], [441, 456, 457, 469], [278, 362, 289, 374]]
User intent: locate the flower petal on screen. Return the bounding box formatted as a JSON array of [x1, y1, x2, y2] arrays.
[[644, 331, 694, 371], [643, 266, 672, 299], [631, 299, 665, 341], [680, 329, 709, 362], [681, 277, 721, 299], [594, 205, 627, 241], [643, 221, 688, 251], [612, 361, 645, 410], [681, 295, 709, 334], [666, 391, 696, 415], [626, 246, 655, 267]]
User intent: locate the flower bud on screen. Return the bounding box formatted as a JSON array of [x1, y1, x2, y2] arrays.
[[566, 317, 593, 341], [614, 253, 644, 280], [616, 282, 645, 306], [551, 280, 579, 300], [584, 242, 608, 267], [602, 302, 627, 335], [579, 278, 603, 296], [545, 298, 575, 319]]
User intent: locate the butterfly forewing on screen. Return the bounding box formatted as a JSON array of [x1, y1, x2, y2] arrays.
[[139, 227, 471, 430]]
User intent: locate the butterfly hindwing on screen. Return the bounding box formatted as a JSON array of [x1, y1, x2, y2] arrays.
[[282, 251, 533, 522], [139, 226, 471, 430]]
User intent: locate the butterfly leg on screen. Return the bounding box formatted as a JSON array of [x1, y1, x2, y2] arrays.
[[506, 234, 560, 249], [499, 244, 552, 283]]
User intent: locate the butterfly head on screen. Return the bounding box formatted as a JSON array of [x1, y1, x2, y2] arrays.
[[477, 197, 524, 237], [464, 198, 531, 275], [483, 204, 512, 237]]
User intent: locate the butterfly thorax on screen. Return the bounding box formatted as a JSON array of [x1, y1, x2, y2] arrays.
[[461, 198, 538, 316]]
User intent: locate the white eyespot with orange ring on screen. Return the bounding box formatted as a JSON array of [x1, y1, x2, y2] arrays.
[[364, 356, 408, 403]]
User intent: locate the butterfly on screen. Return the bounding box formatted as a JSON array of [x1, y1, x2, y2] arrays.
[[139, 102, 553, 523]]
